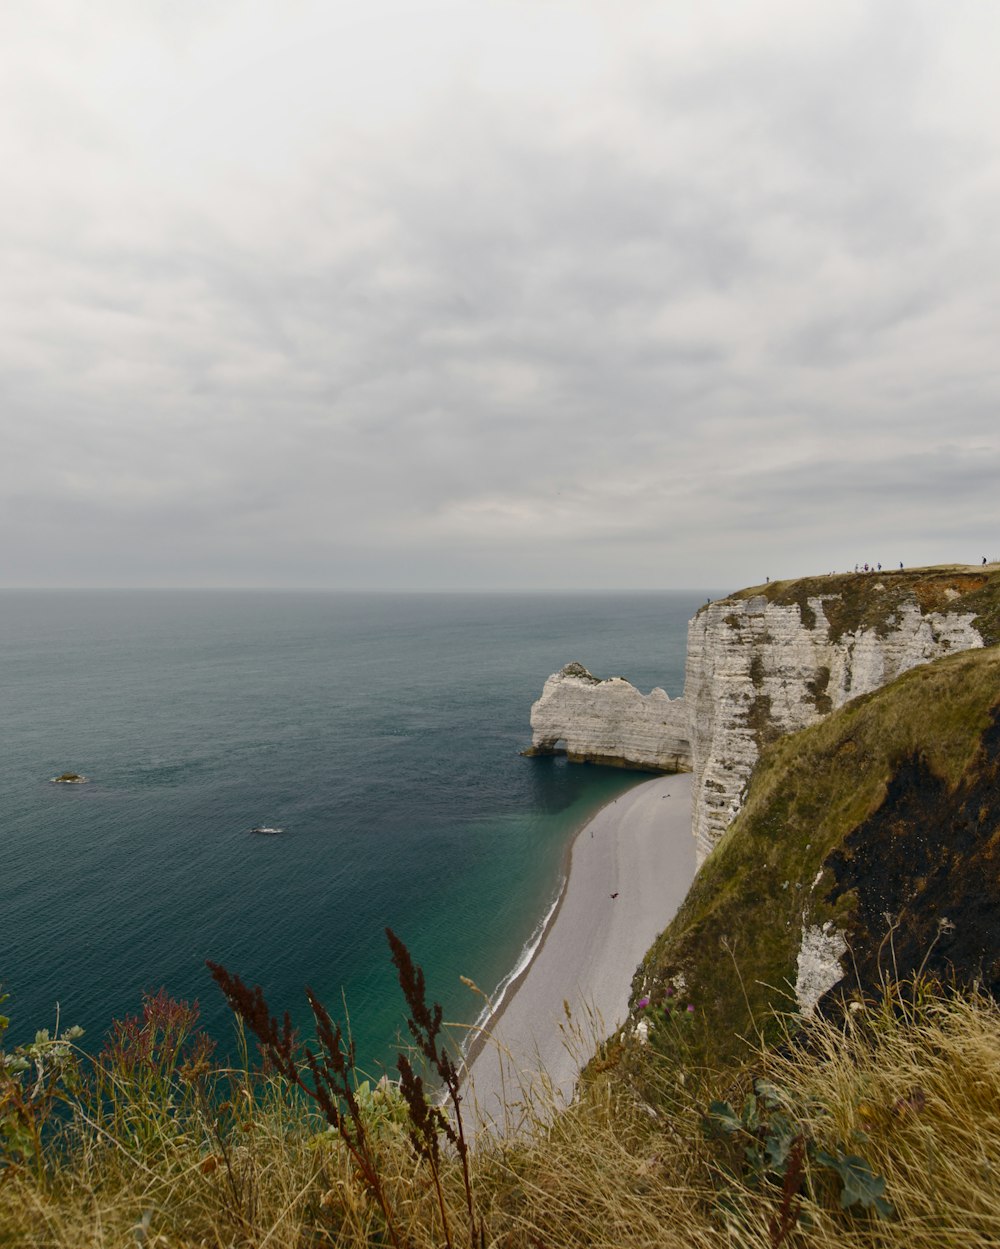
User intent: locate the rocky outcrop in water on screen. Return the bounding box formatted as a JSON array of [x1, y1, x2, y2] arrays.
[[526, 661, 690, 773]]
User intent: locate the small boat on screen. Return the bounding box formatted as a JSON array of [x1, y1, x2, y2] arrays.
[[249, 825, 285, 836]]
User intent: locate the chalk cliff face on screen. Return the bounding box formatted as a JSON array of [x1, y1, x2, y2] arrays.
[[527, 661, 690, 773], [687, 578, 986, 860], [526, 568, 1000, 865]]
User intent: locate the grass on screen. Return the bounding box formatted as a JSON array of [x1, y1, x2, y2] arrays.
[[750, 982, 1000, 1246], [3, 969, 1000, 1248]]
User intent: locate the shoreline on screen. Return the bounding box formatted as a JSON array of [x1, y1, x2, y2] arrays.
[[458, 827, 574, 1081], [458, 776, 665, 1077], [461, 771, 696, 1134], [459, 773, 662, 1076]]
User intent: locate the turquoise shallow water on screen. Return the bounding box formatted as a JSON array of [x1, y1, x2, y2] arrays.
[[1, 589, 714, 1074]]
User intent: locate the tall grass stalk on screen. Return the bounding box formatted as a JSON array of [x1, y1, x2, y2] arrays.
[[2, 973, 999, 1248]]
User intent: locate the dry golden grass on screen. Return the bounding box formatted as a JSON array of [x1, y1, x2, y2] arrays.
[[2, 983, 999, 1248], [753, 987, 1000, 1248]]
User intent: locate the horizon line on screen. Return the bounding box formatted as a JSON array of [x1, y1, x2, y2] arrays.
[[0, 584, 726, 595]]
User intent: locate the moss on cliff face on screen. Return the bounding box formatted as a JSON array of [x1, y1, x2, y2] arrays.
[[727, 565, 1000, 644], [632, 646, 1000, 1071], [805, 665, 833, 715]]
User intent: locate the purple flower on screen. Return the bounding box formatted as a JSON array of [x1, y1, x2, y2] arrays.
[[637, 996, 650, 1010], [686, 1004, 695, 1013], [665, 986, 675, 998]]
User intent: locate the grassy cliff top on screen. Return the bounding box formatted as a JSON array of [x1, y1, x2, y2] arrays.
[[706, 563, 1000, 644]]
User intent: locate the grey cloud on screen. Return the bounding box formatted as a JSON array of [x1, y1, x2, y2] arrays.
[[2, 1, 998, 588]]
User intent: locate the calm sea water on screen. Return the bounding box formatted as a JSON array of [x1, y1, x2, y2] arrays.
[[1, 590, 711, 1074]]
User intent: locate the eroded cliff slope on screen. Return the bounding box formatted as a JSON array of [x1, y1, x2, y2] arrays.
[[631, 644, 1000, 1071]]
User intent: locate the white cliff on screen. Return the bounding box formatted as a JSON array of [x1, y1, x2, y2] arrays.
[[686, 588, 983, 861], [526, 569, 994, 866], [528, 661, 690, 773], [794, 921, 849, 1018]]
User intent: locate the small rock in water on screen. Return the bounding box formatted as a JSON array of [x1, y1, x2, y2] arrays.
[[51, 772, 88, 784]]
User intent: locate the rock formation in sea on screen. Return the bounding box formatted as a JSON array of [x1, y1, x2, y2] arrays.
[[525, 661, 690, 773]]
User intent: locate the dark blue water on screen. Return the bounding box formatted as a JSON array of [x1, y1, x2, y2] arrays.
[[1, 590, 709, 1074]]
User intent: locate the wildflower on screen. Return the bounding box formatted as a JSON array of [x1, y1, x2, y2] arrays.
[[637, 996, 650, 1010], [665, 985, 675, 997], [686, 1004, 695, 1013]]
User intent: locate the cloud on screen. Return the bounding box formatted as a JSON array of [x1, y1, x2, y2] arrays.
[[2, 0, 999, 587]]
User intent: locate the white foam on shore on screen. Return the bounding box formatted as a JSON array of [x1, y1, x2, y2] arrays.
[[462, 773, 696, 1131], [459, 776, 666, 1066], [463, 872, 568, 1057]]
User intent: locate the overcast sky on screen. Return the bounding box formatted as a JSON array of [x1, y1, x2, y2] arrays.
[[3, 0, 999, 590]]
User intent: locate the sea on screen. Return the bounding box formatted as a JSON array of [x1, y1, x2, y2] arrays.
[[1, 589, 713, 1076]]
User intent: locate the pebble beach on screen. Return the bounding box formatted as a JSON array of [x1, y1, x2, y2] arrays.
[[463, 772, 696, 1134]]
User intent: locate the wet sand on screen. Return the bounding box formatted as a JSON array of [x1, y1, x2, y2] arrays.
[[462, 772, 695, 1135]]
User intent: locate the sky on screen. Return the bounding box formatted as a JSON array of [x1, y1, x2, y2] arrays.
[[3, 0, 999, 590]]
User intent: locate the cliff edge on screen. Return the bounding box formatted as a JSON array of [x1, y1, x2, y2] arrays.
[[527, 566, 1000, 864], [687, 566, 1000, 860]]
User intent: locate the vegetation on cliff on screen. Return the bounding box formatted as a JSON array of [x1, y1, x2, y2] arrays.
[[3, 966, 1000, 1247], [722, 564, 1000, 645], [633, 645, 1000, 1073]]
